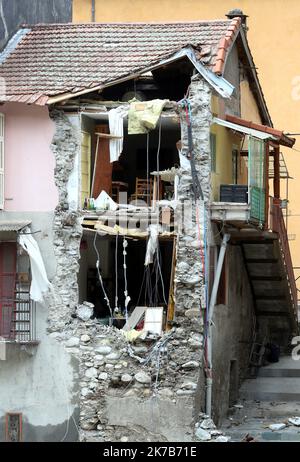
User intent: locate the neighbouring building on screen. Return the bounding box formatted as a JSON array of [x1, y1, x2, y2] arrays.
[[0, 0, 72, 51], [0, 13, 298, 442]]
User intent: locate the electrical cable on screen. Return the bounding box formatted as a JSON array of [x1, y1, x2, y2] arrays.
[[123, 237, 130, 322], [156, 117, 162, 203], [115, 233, 119, 313], [93, 231, 112, 318]]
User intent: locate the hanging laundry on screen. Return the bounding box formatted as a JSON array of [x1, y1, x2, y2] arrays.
[[144, 224, 159, 266], [128, 99, 169, 135], [18, 228, 52, 303], [108, 106, 128, 163]]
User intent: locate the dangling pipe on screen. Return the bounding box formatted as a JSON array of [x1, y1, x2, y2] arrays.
[[91, 0, 96, 22], [205, 233, 230, 416]]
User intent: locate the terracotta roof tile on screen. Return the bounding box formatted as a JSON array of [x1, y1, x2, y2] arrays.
[[0, 19, 241, 104]]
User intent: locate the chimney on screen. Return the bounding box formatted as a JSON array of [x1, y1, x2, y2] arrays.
[[226, 8, 248, 31]]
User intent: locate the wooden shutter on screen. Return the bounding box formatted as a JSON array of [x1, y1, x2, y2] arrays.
[[0, 114, 4, 209]]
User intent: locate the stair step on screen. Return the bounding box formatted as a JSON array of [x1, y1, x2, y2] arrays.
[[240, 377, 300, 401], [225, 429, 300, 442]]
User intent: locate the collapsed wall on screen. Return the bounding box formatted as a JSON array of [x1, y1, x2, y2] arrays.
[[47, 76, 213, 442]]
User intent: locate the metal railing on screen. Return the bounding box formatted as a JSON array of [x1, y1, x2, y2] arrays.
[[270, 197, 298, 325], [0, 286, 37, 343]]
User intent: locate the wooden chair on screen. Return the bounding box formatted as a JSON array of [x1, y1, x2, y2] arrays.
[[130, 178, 153, 206]]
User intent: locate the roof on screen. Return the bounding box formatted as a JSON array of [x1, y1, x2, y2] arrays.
[[225, 115, 295, 148], [213, 117, 277, 141], [0, 19, 241, 106]]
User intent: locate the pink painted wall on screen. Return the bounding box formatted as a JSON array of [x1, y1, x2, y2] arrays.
[[1, 103, 58, 211]]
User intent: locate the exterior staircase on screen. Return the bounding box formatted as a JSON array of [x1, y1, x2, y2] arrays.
[[240, 200, 298, 346]]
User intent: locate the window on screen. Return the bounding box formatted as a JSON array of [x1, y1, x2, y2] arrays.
[[0, 114, 4, 209], [210, 133, 217, 173], [5, 413, 22, 442], [0, 242, 37, 343]]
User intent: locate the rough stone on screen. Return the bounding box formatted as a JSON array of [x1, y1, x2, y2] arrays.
[[106, 352, 120, 361], [180, 382, 197, 390], [98, 372, 108, 381], [135, 372, 152, 384], [81, 334, 91, 343], [95, 346, 112, 355], [288, 417, 300, 426], [195, 428, 211, 441], [121, 374, 133, 384], [77, 303, 94, 322], [181, 361, 200, 370], [200, 418, 216, 430], [269, 423, 286, 431], [65, 337, 80, 347], [85, 367, 98, 379], [215, 436, 230, 442]]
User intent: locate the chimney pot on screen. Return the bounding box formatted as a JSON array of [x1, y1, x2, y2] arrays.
[[226, 8, 248, 29]]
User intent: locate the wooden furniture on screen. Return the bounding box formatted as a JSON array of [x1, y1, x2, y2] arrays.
[[130, 178, 154, 206], [111, 181, 128, 203]]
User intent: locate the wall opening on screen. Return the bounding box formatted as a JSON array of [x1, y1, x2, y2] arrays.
[[78, 232, 173, 329]]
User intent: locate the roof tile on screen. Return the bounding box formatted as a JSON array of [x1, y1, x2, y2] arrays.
[[0, 19, 241, 104]]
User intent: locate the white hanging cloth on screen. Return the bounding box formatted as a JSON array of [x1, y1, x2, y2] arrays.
[[18, 228, 52, 303], [108, 106, 128, 163], [144, 225, 159, 266]]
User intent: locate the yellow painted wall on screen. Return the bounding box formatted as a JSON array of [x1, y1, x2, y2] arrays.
[[210, 124, 242, 201], [73, 0, 300, 289]]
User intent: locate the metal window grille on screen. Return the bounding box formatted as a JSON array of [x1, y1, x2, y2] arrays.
[[0, 243, 37, 343]]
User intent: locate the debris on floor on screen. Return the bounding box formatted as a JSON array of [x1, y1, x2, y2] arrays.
[[288, 417, 300, 426], [269, 423, 286, 431], [195, 414, 231, 442]]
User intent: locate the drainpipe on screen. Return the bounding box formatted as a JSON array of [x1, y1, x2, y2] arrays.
[[91, 0, 96, 22], [205, 233, 230, 417]]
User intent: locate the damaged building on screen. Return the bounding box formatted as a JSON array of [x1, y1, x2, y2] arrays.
[[0, 13, 298, 442]]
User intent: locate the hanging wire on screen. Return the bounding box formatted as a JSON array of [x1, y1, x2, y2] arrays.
[[114, 233, 119, 313], [156, 117, 162, 202], [93, 231, 112, 318], [123, 237, 130, 322]]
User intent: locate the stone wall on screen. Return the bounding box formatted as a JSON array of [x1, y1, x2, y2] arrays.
[[48, 110, 83, 331]]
